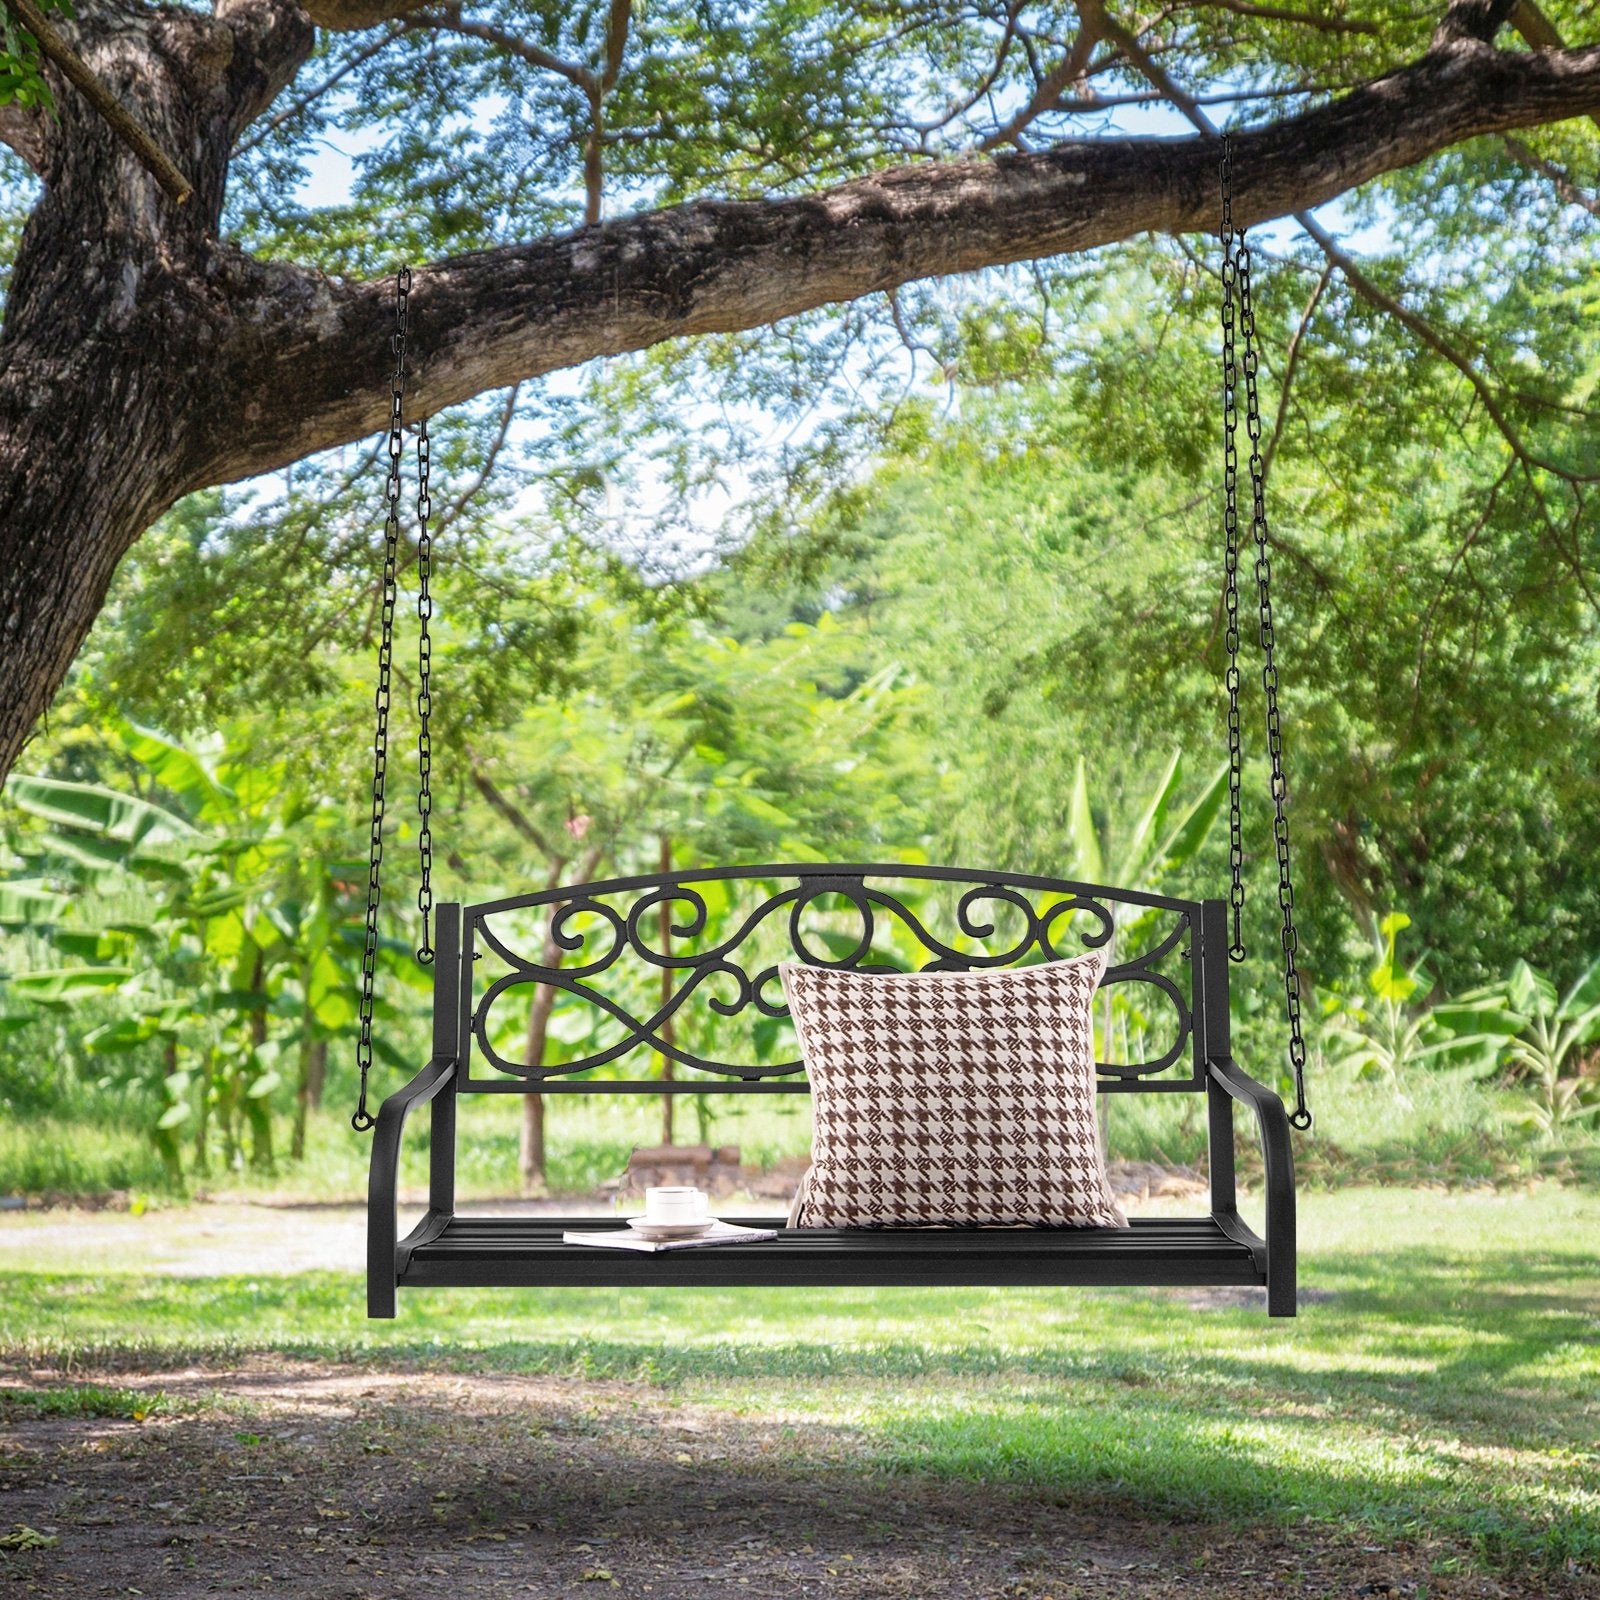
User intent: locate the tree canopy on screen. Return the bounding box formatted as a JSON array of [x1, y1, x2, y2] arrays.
[[0, 0, 1597, 781]]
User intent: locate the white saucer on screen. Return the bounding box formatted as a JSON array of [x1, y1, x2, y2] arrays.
[[627, 1217, 715, 1240]]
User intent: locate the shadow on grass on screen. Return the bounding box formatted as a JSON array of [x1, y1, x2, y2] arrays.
[[5, 1237, 1598, 1572]]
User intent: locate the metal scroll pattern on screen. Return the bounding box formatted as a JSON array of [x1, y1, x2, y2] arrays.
[[469, 871, 1196, 1082]]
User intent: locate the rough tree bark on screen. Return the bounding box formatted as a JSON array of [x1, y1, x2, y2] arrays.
[[0, 0, 1597, 783]]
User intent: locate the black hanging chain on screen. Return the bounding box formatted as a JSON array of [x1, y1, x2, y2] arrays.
[[354, 265, 411, 1133], [415, 417, 435, 966], [1219, 137, 1313, 1134], [1219, 140, 1246, 965]]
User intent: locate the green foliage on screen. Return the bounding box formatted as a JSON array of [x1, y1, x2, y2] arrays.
[[1317, 912, 1495, 1092], [0, 718, 416, 1181], [0, 0, 69, 113], [1462, 959, 1600, 1135]]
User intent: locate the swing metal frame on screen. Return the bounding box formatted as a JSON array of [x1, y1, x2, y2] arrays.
[[368, 874, 1296, 1317]]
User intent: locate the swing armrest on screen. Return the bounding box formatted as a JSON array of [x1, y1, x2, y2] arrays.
[[1207, 1056, 1297, 1317], [367, 1054, 456, 1318]]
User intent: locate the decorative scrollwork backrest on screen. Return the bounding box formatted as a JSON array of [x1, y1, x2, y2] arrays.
[[457, 865, 1208, 1093]]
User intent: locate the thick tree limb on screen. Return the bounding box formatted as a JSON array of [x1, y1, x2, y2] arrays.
[[1509, 0, 1600, 130], [0, 101, 45, 170], [0, 0, 193, 202], [299, 0, 407, 27], [1434, 0, 1519, 47], [202, 33, 1600, 487]]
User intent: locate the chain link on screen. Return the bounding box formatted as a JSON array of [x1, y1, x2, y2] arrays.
[[415, 418, 435, 965], [353, 266, 411, 1133], [1219, 137, 1313, 1133], [1219, 139, 1246, 964]]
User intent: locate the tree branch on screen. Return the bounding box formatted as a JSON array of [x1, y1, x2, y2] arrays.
[[400, 6, 592, 89], [1433, 0, 1519, 48], [1509, 0, 1600, 130], [0, 0, 193, 202], [1262, 261, 1333, 481], [1182, 0, 1381, 32], [469, 759, 559, 858], [581, 0, 633, 224], [299, 0, 428, 30], [234, 24, 404, 154], [977, 2, 1103, 153], [1502, 133, 1600, 216], [203, 32, 1600, 487]]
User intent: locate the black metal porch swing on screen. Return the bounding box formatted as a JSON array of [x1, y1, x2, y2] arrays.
[[357, 138, 1312, 1319]]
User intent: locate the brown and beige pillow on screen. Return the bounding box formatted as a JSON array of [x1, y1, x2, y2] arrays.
[[779, 951, 1128, 1230]]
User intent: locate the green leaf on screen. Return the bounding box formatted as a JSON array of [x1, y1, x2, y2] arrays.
[[1508, 959, 1557, 1018], [246, 1070, 282, 1098], [1067, 757, 1104, 884], [1151, 760, 1229, 879], [1118, 748, 1183, 884], [5, 774, 195, 846], [208, 988, 273, 1014], [113, 720, 235, 818], [84, 1018, 158, 1054], [9, 966, 135, 1002], [1559, 955, 1600, 1019], [156, 1102, 191, 1130], [1369, 964, 1418, 1005], [0, 878, 71, 926], [48, 929, 126, 962]]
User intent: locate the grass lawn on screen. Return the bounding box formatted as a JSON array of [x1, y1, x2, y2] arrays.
[[3, 1184, 1597, 1588]]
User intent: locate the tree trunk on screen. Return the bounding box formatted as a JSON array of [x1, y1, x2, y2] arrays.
[[519, 1085, 547, 1197], [292, 993, 326, 1162], [0, 0, 308, 777]]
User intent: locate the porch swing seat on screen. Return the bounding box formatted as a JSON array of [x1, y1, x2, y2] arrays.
[[367, 865, 1297, 1318]]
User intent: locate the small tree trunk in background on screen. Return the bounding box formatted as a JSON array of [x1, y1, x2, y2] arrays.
[[248, 949, 273, 1171], [192, 1062, 210, 1177], [306, 1037, 326, 1107], [658, 834, 675, 1146], [520, 1087, 547, 1196], [292, 988, 326, 1162], [158, 1037, 184, 1183]]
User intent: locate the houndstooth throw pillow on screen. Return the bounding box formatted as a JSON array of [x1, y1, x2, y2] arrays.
[[780, 952, 1128, 1230]]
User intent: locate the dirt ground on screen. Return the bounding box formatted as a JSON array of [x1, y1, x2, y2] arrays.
[[0, 1363, 1584, 1600]]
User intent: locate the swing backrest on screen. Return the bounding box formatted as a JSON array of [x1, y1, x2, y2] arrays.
[[435, 866, 1227, 1099]]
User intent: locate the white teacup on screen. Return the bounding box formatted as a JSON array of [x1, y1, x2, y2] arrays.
[[644, 1185, 708, 1225]]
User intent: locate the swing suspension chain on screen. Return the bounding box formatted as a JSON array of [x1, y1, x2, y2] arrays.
[[1219, 137, 1312, 1133], [415, 417, 435, 966], [1219, 144, 1246, 965], [354, 266, 440, 1131], [353, 266, 411, 1133]]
